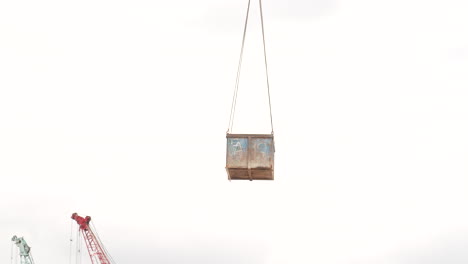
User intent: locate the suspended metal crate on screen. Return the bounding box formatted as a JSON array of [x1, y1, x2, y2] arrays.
[[226, 134, 274, 180], [225, 0, 276, 181]]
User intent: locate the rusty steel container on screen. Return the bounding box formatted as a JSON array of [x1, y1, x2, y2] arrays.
[[226, 134, 275, 180]]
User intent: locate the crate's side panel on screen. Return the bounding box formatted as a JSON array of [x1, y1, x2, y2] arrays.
[[249, 137, 274, 168], [228, 168, 250, 180], [251, 169, 273, 180], [226, 137, 249, 168], [229, 168, 273, 180]]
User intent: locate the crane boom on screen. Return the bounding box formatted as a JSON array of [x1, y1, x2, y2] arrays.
[[11, 235, 35, 264], [71, 213, 112, 264]]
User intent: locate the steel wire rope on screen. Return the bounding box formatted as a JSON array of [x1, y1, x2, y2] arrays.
[[227, 0, 274, 134], [69, 220, 74, 264], [259, 0, 274, 134], [228, 0, 251, 133], [76, 229, 81, 264], [75, 230, 78, 264], [28, 253, 35, 264], [11, 241, 14, 264], [93, 223, 117, 264], [14, 244, 18, 264], [91, 222, 117, 264]]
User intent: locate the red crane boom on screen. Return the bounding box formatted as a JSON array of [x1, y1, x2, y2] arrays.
[[71, 213, 112, 264]]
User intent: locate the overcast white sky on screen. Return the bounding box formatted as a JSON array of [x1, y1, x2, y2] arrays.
[[1, 0, 468, 263]]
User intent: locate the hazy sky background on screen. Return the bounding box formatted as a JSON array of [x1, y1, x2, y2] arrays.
[[1, 0, 468, 263]]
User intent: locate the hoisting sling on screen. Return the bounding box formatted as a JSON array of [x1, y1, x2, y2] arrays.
[[227, 0, 274, 134]]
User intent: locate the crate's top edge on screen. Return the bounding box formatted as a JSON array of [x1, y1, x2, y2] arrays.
[[226, 133, 274, 138]]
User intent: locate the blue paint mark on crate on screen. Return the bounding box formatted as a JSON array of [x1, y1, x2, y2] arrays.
[[228, 138, 248, 157]]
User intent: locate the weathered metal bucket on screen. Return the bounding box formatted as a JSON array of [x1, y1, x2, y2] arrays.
[[226, 134, 275, 180]]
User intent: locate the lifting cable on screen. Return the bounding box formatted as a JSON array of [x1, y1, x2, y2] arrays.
[[76, 227, 82, 264], [29, 253, 35, 264], [12, 242, 18, 264], [91, 222, 117, 264], [69, 220, 74, 264], [10, 241, 14, 264], [227, 0, 274, 134]]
